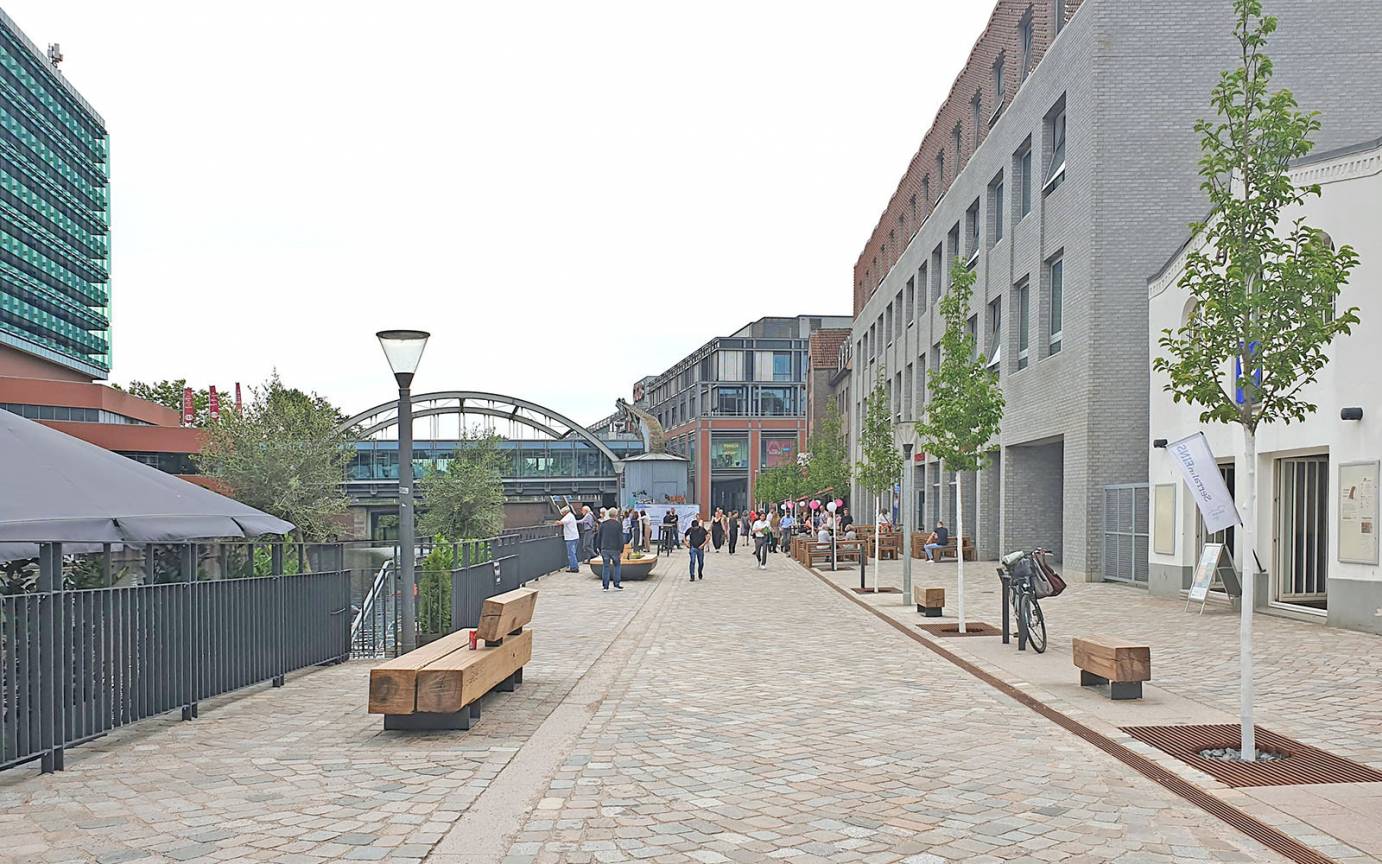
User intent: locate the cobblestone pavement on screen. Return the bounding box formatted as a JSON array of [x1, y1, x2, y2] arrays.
[[496, 549, 1287, 864], [0, 569, 656, 864]]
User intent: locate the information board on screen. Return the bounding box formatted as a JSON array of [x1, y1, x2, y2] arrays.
[[1187, 542, 1241, 613], [1339, 461, 1379, 565]]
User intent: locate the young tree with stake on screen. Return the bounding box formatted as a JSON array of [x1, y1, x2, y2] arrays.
[[856, 368, 904, 592], [914, 258, 1005, 633], [1153, 0, 1359, 760]]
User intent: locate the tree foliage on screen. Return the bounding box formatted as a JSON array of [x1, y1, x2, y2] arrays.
[[116, 379, 227, 427], [1152, 0, 1359, 432], [195, 372, 353, 541], [855, 368, 903, 499], [804, 399, 851, 497], [417, 429, 506, 540], [915, 258, 1005, 472], [755, 464, 808, 507]]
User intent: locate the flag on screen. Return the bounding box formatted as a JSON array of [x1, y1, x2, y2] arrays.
[[1166, 432, 1240, 534]]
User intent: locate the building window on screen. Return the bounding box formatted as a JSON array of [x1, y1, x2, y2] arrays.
[[894, 371, 903, 422], [918, 356, 927, 409], [717, 350, 745, 381], [966, 200, 980, 266], [885, 303, 894, 345], [930, 246, 943, 301], [715, 386, 747, 415], [1016, 139, 1033, 218], [993, 53, 1006, 119], [971, 92, 983, 150], [918, 264, 929, 313], [758, 386, 796, 416], [905, 277, 915, 325], [1048, 254, 1064, 355], [1020, 7, 1034, 81], [761, 434, 798, 468], [710, 434, 749, 470], [987, 297, 1003, 369], [936, 150, 946, 190], [947, 224, 960, 283], [1016, 279, 1030, 370], [1044, 100, 1067, 193], [894, 290, 904, 339], [990, 173, 1005, 245], [967, 315, 978, 361], [953, 123, 963, 170], [1053, 0, 1065, 34], [905, 362, 914, 418]]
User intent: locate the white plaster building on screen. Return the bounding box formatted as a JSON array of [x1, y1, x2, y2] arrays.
[[1147, 137, 1382, 636]]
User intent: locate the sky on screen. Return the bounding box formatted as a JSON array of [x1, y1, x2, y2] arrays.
[[8, 1, 994, 424]]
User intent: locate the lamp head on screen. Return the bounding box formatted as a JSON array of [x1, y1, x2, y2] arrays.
[[376, 330, 430, 386], [1341, 407, 1364, 421]]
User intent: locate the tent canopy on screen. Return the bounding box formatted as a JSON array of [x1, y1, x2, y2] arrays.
[[0, 408, 294, 553]]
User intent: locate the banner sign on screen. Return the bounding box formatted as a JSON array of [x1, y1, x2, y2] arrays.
[[1167, 432, 1240, 534], [234, 382, 242, 413], [182, 387, 194, 426], [208, 385, 220, 421]]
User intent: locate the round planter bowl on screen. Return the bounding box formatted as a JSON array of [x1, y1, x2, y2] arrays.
[[587, 554, 657, 581]]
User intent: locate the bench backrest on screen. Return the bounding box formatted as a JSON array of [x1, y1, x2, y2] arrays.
[[476, 587, 538, 642]]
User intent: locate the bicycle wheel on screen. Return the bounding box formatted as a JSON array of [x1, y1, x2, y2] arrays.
[[1021, 595, 1048, 653]]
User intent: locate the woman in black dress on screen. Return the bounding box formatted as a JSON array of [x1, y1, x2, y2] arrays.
[[727, 510, 740, 554], [711, 508, 726, 552]]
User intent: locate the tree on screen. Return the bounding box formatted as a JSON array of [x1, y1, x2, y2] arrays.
[[754, 464, 807, 510], [195, 372, 353, 541], [117, 379, 226, 427], [855, 368, 904, 590], [417, 430, 506, 540], [804, 400, 851, 499], [915, 257, 1005, 632], [1152, 0, 1359, 760]]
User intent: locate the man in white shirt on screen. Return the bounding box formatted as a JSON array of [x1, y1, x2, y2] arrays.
[[559, 506, 580, 572], [751, 513, 770, 569]]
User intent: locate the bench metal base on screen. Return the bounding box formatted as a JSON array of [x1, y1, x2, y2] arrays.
[[916, 605, 942, 617], [385, 700, 483, 731], [1080, 670, 1142, 700]]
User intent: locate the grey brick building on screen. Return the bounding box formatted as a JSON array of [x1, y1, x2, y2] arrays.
[[848, 0, 1382, 581]]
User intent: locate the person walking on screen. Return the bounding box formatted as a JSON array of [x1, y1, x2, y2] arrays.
[[780, 510, 795, 554], [577, 505, 596, 563], [727, 510, 740, 554], [751, 511, 770, 569], [684, 518, 708, 581], [711, 508, 725, 553], [559, 506, 581, 572], [768, 510, 781, 553], [598, 509, 625, 590]]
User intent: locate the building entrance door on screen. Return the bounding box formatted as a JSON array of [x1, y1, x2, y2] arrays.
[[711, 478, 747, 513], [1273, 455, 1329, 609]]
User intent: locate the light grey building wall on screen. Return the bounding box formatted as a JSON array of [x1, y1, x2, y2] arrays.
[[849, 0, 1382, 581]]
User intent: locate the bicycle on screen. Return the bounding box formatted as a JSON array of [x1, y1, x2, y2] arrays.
[[997, 548, 1049, 653]]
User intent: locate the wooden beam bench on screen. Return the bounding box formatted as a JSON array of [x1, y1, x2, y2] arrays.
[[1072, 635, 1150, 700], [911, 534, 976, 562], [369, 587, 537, 730], [806, 541, 864, 568], [914, 586, 945, 617]]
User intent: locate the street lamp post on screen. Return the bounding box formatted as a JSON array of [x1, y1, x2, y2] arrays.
[[902, 442, 913, 607], [377, 329, 430, 655]]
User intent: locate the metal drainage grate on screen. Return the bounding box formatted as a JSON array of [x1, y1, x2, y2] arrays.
[[1122, 724, 1382, 788], [850, 586, 902, 594], [916, 621, 1001, 637]]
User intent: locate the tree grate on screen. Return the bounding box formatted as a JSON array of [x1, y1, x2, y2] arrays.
[[916, 621, 1001, 637], [1121, 724, 1382, 788]]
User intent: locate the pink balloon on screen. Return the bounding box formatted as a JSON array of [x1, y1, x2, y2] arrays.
[[784, 500, 794, 509], [834, 498, 844, 508], [809, 500, 821, 510]]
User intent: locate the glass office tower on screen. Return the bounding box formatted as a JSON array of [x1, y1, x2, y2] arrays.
[[0, 9, 110, 379]]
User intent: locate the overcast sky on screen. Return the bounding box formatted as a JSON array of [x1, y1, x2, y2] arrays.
[[9, 1, 992, 424]]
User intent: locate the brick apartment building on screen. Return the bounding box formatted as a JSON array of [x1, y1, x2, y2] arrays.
[[847, 0, 1382, 581]]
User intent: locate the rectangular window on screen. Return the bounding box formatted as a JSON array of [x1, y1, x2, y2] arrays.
[[931, 344, 941, 382], [714, 386, 747, 416], [993, 54, 1005, 119], [953, 124, 963, 170], [987, 297, 1002, 368], [1049, 254, 1064, 354], [886, 302, 894, 345], [905, 277, 915, 325], [966, 200, 980, 265], [967, 315, 978, 360], [1045, 100, 1067, 192], [894, 291, 904, 339], [918, 356, 928, 409], [717, 350, 745, 381], [930, 246, 943, 301], [1020, 8, 1034, 81], [990, 173, 1005, 244], [761, 434, 798, 468], [1017, 140, 1033, 217], [894, 371, 903, 422], [971, 92, 983, 149], [905, 362, 914, 418], [758, 386, 795, 416], [918, 264, 928, 312], [710, 434, 749, 470], [947, 224, 960, 284], [1053, 0, 1065, 34], [923, 175, 931, 206], [936, 151, 946, 190], [1016, 279, 1030, 370]]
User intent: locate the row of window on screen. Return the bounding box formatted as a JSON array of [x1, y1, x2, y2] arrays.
[[1, 402, 148, 424]]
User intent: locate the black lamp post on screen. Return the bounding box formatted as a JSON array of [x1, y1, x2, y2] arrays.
[[377, 329, 429, 654]]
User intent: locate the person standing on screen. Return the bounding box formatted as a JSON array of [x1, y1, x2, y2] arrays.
[[768, 510, 781, 553], [727, 510, 740, 554], [660, 509, 679, 554], [559, 506, 581, 572], [577, 505, 596, 563], [751, 511, 770, 569], [598, 509, 625, 590], [639, 510, 651, 552], [780, 510, 795, 554], [684, 518, 708, 581], [711, 508, 725, 553]]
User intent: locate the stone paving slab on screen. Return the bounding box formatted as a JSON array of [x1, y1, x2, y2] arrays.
[[815, 556, 1382, 862], [0, 569, 655, 864], [498, 548, 1289, 863]]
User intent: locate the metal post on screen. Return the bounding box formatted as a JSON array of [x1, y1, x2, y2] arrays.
[[1000, 573, 1011, 645], [272, 544, 286, 686], [182, 543, 198, 720], [902, 443, 913, 606], [39, 542, 64, 772], [397, 382, 418, 654]]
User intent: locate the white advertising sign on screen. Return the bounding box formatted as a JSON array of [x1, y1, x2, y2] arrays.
[[1167, 433, 1241, 535]]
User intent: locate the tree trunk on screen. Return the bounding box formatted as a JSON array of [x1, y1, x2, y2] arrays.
[[1240, 426, 1256, 759], [956, 465, 966, 634], [873, 508, 881, 593]]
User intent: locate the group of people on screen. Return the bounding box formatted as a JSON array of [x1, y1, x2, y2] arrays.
[[559, 505, 656, 590], [682, 509, 776, 578]]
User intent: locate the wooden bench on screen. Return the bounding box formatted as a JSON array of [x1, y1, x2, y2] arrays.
[[1072, 635, 1150, 700], [369, 587, 537, 730], [914, 586, 945, 617], [870, 530, 901, 560], [911, 534, 976, 562], [806, 540, 865, 568]]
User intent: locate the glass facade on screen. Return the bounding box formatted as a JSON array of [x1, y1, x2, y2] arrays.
[[347, 438, 641, 482], [0, 13, 110, 378]]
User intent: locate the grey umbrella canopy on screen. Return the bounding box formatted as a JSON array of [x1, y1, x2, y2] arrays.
[[0, 408, 293, 555]]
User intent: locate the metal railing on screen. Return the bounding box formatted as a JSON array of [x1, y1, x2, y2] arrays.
[[1, 541, 351, 774]]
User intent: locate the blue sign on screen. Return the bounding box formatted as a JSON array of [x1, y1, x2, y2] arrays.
[[1234, 341, 1262, 405]]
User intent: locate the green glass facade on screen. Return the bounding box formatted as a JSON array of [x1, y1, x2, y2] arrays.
[[0, 10, 109, 378]]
